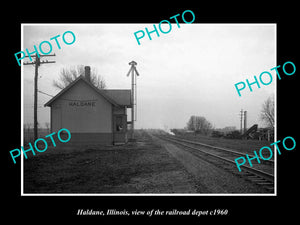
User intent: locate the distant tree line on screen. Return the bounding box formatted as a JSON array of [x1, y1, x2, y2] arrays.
[[186, 115, 213, 135], [174, 95, 274, 140]]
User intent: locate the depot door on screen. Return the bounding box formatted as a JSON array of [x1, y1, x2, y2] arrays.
[[113, 115, 127, 144]]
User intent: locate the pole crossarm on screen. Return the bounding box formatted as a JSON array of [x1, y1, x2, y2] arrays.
[[24, 53, 56, 58], [40, 60, 56, 64], [23, 61, 56, 65]]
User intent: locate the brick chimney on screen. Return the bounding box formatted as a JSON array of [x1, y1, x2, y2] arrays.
[[85, 66, 91, 82]]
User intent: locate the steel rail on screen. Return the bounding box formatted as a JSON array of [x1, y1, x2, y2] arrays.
[[165, 135, 274, 164], [158, 135, 274, 182]]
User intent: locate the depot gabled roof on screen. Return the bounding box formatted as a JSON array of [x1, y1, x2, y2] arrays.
[[44, 75, 132, 107], [103, 90, 132, 107]]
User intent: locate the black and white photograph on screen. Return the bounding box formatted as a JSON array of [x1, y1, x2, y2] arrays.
[[21, 24, 276, 195], [4, 5, 298, 224]]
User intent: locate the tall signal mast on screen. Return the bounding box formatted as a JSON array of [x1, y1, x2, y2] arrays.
[[126, 61, 139, 139]]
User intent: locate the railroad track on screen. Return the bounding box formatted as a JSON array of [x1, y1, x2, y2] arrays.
[[153, 134, 275, 193]]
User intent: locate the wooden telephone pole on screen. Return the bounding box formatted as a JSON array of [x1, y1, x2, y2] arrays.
[[23, 53, 56, 140], [239, 109, 244, 135]]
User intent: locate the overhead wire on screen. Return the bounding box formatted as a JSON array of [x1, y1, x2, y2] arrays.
[[37, 90, 98, 102]]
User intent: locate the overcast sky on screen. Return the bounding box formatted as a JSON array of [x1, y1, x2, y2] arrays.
[[22, 23, 276, 130]]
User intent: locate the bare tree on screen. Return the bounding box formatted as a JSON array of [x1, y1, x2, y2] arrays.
[[53, 65, 106, 90], [260, 95, 275, 128], [186, 115, 213, 135]]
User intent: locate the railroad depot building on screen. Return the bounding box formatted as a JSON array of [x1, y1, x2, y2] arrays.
[[44, 66, 132, 145]]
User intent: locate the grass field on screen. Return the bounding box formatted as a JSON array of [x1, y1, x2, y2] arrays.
[[23, 128, 50, 145], [23, 130, 197, 194]]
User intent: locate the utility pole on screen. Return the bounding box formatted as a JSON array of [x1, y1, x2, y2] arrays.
[[126, 61, 139, 139], [244, 110, 247, 134], [239, 109, 244, 134], [23, 53, 56, 140]]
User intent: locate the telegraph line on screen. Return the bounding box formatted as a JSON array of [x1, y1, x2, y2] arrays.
[[38, 90, 98, 102]]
